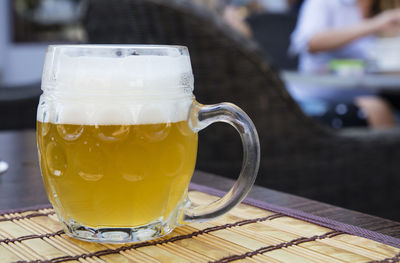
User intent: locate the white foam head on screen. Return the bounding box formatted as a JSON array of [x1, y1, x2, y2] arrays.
[[38, 45, 194, 125]]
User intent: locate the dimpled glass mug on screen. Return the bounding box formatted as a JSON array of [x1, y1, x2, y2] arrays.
[[37, 45, 260, 243]]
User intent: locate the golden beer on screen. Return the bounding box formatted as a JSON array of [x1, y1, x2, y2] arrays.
[[37, 120, 198, 227]]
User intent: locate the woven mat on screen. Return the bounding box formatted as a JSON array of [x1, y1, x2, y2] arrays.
[[1, 185, 400, 263]]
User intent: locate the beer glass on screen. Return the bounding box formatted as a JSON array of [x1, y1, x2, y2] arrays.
[[37, 45, 260, 243]]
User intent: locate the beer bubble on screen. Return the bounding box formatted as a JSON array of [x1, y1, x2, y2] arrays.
[[74, 141, 105, 182], [122, 174, 143, 182], [78, 171, 103, 181], [57, 124, 84, 141], [137, 122, 171, 143], [46, 142, 67, 177], [94, 125, 130, 142]]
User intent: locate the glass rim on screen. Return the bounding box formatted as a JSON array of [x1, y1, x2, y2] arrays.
[[47, 44, 188, 51], [46, 44, 190, 58]]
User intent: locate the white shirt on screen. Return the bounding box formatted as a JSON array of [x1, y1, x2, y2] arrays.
[[290, 0, 376, 73]]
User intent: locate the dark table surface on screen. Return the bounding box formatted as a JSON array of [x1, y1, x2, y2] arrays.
[[1, 129, 400, 239]]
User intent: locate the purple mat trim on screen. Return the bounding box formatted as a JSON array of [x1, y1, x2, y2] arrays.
[[0, 204, 51, 217], [189, 183, 400, 249]]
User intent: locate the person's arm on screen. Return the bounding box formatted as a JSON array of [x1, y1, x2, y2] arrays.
[[308, 9, 400, 53], [308, 23, 376, 53]]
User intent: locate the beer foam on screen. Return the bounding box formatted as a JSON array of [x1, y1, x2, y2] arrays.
[[37, 97, 193, 125], [39, 48, 194, 125]]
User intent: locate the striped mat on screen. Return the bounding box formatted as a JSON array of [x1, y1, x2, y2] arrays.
[[0, 184, 399, 263]]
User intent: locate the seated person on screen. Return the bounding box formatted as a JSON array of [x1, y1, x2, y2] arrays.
[[289, 0, 400, 128]]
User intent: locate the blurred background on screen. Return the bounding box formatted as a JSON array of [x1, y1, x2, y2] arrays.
[[0, 0, 86, 86], [4, 0, 400, 129], [1, 0, 300, 86], [2, 0, 400, 220]]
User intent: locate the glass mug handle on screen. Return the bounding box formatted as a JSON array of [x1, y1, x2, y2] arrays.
[[184, 101, 260, 223]]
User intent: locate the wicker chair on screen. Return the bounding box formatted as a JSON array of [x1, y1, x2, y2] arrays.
[[84, 0, 400, 220], [246, 12, 298, 70]]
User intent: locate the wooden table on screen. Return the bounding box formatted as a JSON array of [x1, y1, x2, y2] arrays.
[[1, 129, 400, 239]]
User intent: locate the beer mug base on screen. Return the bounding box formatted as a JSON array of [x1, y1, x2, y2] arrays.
[[64, 220, 174, 243], [59, 198, 191, 243]]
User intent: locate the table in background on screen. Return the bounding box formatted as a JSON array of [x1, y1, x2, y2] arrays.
[[1, 129, 400, 239], [281, 70, 400, 91]]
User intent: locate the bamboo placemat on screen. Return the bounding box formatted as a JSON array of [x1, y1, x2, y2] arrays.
[[0, 184, 399, 263]]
